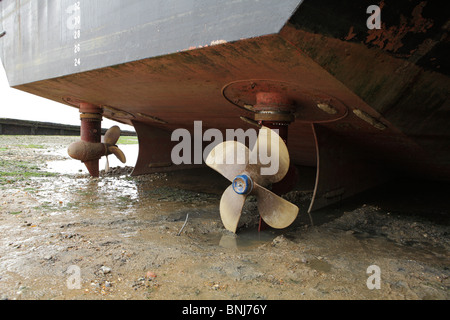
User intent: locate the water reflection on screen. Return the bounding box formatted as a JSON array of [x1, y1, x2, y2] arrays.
[[32, 174, 140, 217], [218, 229, 279, 250], [40, 148, 280, 249], [46, 144, 139, 175]]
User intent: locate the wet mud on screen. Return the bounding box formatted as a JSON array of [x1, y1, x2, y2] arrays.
[[0, 135, 448, 300]]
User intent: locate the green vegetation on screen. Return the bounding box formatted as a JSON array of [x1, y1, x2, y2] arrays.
[[0, 159, 58, 185], [33, 201, 80, 213], [0, 144, 45, 151], [117, 136, 138, 145], [15, 144, 45, 149]]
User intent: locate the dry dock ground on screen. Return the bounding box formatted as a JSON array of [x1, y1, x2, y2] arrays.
[[0, 135, 448, 300]]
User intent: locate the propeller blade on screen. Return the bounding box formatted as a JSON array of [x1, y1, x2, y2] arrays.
[[220, 184, 247, 233], [105, 155, 110, 173], [108, 145, 126, 163], [205, 140, 250, 182], [104, 126, 121, 145], [253, 182, 298, 229], [247, 126, 290, 186]]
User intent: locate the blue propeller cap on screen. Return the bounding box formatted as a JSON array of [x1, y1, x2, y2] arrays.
[[232, 174, 253, 195]]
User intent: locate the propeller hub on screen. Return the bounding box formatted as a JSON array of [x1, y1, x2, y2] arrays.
[[232, 174, 253, 195]]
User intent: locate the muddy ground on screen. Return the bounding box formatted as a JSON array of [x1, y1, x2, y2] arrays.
[[0, 135, 448, 300]]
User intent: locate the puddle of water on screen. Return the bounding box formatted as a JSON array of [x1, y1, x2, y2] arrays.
[[31, 174, 140, 217], [42, 149, 280, 251], [46, 144, 139, 175], [308, 258, 332, 273], [219, 230, 275, 249]]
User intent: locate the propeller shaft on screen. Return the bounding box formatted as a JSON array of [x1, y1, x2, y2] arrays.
[[232, 174, 253, 195], [79, 103, 103, 177]]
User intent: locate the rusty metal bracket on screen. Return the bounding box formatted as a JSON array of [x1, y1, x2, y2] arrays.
[[308, 124, 390, 213], [131, 121, 200, 176]]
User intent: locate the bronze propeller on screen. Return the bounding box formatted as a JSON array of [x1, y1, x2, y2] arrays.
[[68, 126, 126, 175], [205, 126, 299, 233]]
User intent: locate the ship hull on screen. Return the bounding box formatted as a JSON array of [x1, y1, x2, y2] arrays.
[[1, 0, 449, 207]]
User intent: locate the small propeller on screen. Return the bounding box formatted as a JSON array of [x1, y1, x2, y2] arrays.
[[206, 126, 299, 233], [103, 126, 126, 172], [68, 126, 127, 174]]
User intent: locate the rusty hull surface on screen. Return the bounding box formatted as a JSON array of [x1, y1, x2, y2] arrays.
[[1, 0, 449, 184]]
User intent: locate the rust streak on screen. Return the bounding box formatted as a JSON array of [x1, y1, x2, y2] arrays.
[[365, 1, 434, 53], [345, 26, 356, 41]]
